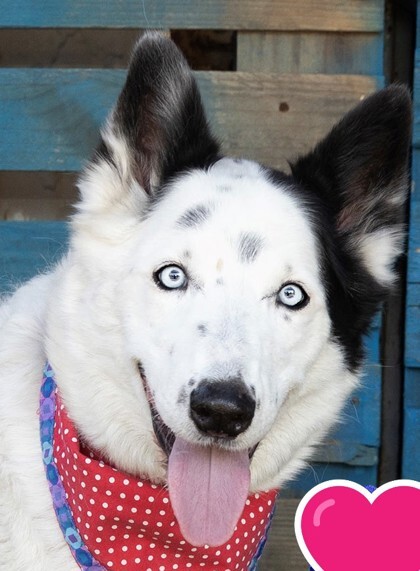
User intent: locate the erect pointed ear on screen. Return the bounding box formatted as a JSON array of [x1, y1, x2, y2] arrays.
[[291, 85, 412, 286], [78, 32, 219, 212]]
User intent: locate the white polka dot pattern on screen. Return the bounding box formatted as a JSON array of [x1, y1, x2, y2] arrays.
[[53, 393, 278, 571]]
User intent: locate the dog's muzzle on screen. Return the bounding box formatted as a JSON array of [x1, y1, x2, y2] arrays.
[[138, 363, 257, 456]]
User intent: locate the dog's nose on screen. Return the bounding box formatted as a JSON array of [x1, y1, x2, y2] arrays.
[[190, 378, 256, 438]]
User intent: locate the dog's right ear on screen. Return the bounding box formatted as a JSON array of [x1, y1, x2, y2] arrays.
[[77, 32, 219, 214], [290, 84, 412, 287]]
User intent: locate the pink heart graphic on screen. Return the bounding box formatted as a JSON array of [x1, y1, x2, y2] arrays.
[[294, 479, 420, 571]]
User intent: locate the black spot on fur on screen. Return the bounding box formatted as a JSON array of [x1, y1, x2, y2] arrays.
[[188, 378, 196, 387], [216, 278, 224, 286], [177, 204, 212, 228], [238, 232, 264, 263], [197, 323, 208, 336], [217, 184, 232, 192], [177, 388, 188, 405]]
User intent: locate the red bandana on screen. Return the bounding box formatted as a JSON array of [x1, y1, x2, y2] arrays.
[[52, 391, 278, 571]]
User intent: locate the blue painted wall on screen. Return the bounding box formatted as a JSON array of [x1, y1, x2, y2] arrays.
[[0, 222, 68, 295], [402, 2, 420, 480]]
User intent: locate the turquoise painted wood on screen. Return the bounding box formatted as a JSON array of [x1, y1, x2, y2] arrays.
[[0, 68, 382, 172], [412, 49, 420, 149], [0, 68, 125, 171], [0, 222, 68, 295], [0, 0, 384, 32], [402, 3, 420, 479], [406, 282, 420, 368]]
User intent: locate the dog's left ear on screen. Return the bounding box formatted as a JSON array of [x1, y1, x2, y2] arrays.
[[77, 32, 219, 215], [291, 85, 412, 286]]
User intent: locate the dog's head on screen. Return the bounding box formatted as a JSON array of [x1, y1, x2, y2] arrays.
[[51, 32, 411, 544]]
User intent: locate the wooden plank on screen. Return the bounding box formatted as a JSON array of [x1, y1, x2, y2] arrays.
[[402, 0, 420, 481], [238, 31, 383, 75], [412, 149, 420, 201], [0, 0, 384, 32], [407, 142, 420, 356], [0, 221, 68, 294], [0, 28, 140, 69], [405, 368, 420, 410], [199, 73, 382, 171], [0, 172, 77, 221], [259, 498, 307, 570], [289, 465, 378, 497], [407, 201, 420, 286], [0, 68, 122, 172], [310, 442, 378, 465], [402, 404, 420, 480], [406, 284, 420, 368], [412, 48, 420, 147], [0, 68, 382, 172]]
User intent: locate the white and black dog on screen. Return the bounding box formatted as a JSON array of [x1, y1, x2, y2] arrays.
[[0, 33, 412, 570]]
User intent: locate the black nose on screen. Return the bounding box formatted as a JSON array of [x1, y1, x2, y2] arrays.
[[190, 378, 256, 438]]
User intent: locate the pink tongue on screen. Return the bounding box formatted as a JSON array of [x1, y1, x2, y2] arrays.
[[168, 437, 250, 547]]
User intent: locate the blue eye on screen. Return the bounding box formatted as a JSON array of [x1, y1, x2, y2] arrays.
[[277, 283, 308, 309], [156, 265, 188, 290]]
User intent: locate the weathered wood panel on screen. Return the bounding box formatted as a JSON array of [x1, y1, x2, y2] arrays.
[[0, 172, 77, 221], [0, 28, 140, 69], [259, 498, 307, 570], [237, 31, 383, 75], [405, 364, 420, 408], [0, 68, 121, 172], [412, 49, 420, 148], [406, 283, 420, 368], [200, 73, 382, 170], [402, 398, 420, 480], [402, 2, 420, 481], [0, 0, 384, 32], [0, 221, 68, 294], [0, 68, 381, 172]]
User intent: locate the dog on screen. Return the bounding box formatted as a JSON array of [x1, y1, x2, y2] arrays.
[[0, 32, 412, 570]]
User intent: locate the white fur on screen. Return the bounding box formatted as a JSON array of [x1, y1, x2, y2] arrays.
[[357, 227, 405, 285], [0, 157, 362, 568]]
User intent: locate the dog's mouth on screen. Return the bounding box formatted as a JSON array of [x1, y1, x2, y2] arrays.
[[138, 362, 176, 456], [137, 361, 259, 547], [137, 361, 257, 459]]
